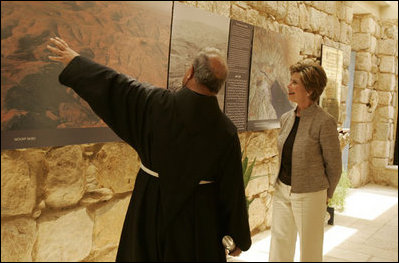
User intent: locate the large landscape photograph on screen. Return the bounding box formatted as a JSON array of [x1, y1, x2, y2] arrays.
[[1, 1, 172, 149]]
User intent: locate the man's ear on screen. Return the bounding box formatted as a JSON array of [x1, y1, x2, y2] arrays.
[[188, 65, 194, 79]]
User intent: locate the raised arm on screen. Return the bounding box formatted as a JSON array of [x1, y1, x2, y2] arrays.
[[47, 37, 165, 151]]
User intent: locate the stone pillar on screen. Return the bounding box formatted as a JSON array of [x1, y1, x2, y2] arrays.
[[348, 14, 379, 187], [349, 14, 398, 187], [371, 19, 398, 186]]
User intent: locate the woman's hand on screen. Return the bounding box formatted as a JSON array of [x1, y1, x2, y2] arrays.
[[47, 37, 79, 66]]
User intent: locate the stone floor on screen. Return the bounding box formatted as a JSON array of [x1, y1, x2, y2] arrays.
[[228, 183, 398, 262]]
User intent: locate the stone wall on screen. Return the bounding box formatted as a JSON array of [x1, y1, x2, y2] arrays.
[[1, 143, 139, 262], [349, 14, 398, 187], [1, 1, 397, 262]]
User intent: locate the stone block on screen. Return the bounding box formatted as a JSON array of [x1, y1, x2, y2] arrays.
[[373, 165, 398, 187], [375, 106, 395, 122], [323, 36, 339, 49], [371, 140, 390, 158], [285, 1, 299, 26], [44, 145, 85, 208], [345, 5, 353, 24], [336, 2, 345, 21], [340, 22, 352, 44], [311, 1, 325, 11], [381, 22, 398, 40], [333, 16, 341, 41], [376, 91, 393, 106], [318, 11, 328, 36], [231, 4, 246, 22], [341, 85, 348, 102], [373, 121, 393, 141], [339, 43, 351, 67], [378, 39, 397, 56], [326, 15, 336, 39], [353, 87, 370, 104], [214, 1, 230, 17], [371, 54, 378, 73], [196, 1, 212, 12], [348, 143, 370, 166], [348, 161, 369, 187], [324, 1, 337, 15], [354, 71, 368, 88], [35, 208, 93, 262], [255, 1, 278, 17], [92, 197, 130, 254], [378, 73, 396, 91], [247, 8, 259, 26], [379, 56, 396, 73], [355, 52, 372, 72], [299, 3, 310, 31], [368, 72, 377, 87], [351, 103, 373, 122], [246, 130, 278, 162], [1, 218, 36, 262], [371, 54, 379, 73], [302, 32, 315, 56], [246, 173, 269, 198], [352, 17, 360, 33], [93, 142, 140, 194], [341, 68, 349, 86], [276, 1, 288, 21], [371, 157, 388, 168], [370, 36, 377, 53], [353, 31, 368, 52], [1, 153, 36, 217], [248, 197, 266, 232], [351, 122, 373, 143], [360, 16, 377, 35], [309, 7, 322, 33]]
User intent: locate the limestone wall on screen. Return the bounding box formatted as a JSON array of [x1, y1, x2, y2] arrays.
[[349, 15, 398, 187], [1, 1, 397, 262], [1, 143, 139, 262]]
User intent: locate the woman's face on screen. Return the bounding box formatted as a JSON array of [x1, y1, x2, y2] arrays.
[[287, 72, 313, 105]]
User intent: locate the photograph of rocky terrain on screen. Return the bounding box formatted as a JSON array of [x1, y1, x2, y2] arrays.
[[168, 2, 230, 111], [1, 1, 172, 132], [247, 27, 296, 127]]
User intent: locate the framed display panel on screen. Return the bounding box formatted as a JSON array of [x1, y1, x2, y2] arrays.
[[247, 27, 297, 131], [168, 2, 230, 111], [224, 20, 253, 132], [1, 1, 172, 149], [320, 44, 344, 122]]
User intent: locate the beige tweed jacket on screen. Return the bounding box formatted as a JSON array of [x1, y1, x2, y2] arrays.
[[273, 103, 342, 198]]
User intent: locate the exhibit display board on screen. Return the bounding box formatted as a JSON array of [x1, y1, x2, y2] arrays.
[[224, 20, 253, 132], [1, 1, 301, 149]]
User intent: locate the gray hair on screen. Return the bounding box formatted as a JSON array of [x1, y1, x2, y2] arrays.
[[192, 47, 228, 94]]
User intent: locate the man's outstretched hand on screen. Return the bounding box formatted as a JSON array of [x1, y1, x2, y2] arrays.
[[47, 37, 79, 66]]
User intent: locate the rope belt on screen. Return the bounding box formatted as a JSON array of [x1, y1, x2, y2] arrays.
[[140, 163, 214, 185]]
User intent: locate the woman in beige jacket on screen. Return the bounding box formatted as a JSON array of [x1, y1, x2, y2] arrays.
[[269, 61, 342, 262]]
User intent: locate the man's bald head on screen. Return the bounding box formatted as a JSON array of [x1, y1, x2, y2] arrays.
[[192, 47, 228, 94]]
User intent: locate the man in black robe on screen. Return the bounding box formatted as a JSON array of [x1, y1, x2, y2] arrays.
[[47, 37, 251, 262]]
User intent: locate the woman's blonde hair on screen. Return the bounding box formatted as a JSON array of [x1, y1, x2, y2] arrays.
[[289, 61, 327, 102]]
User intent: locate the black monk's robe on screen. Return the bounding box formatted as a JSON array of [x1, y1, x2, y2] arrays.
[[59, 56, 251, 262]]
